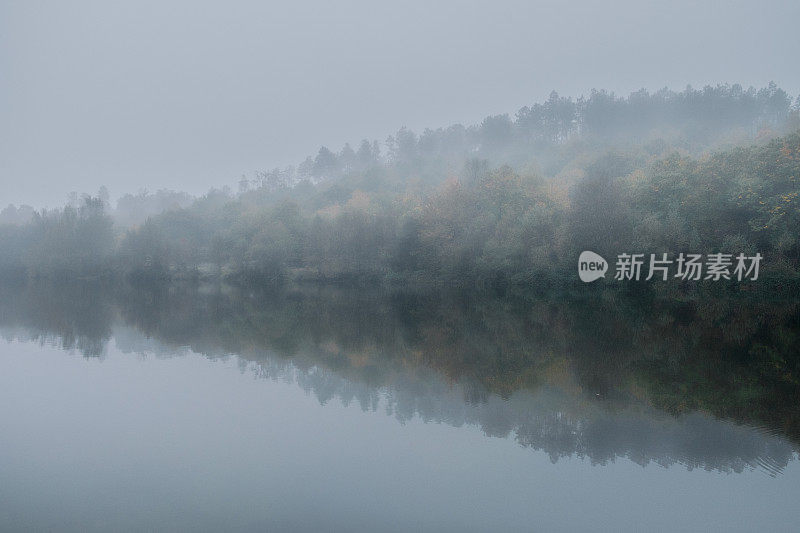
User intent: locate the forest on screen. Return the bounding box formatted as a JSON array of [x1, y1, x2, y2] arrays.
[[1, 83, 799, 290]]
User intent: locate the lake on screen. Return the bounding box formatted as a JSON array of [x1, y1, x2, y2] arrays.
[[0, 282, 798, 532]]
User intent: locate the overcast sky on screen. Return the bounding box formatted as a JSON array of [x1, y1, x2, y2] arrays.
[[1, 0, 799, 208]]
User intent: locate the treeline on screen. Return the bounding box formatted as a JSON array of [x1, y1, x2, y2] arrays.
[[0, 84, 799, 286], [1, 131, 798, 289], [247, 82, 798, 187], [130, 131, 800, 286], [0, 188, 194, 230], [0, 197, 114, 278]]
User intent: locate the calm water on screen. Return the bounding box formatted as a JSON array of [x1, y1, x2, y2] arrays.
[[0, 282, 798, 532]]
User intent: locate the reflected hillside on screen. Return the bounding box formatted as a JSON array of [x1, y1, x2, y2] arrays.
[[0, 281, 798, 474]]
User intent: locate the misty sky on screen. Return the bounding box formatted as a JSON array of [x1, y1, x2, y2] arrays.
[[1, 0, 798, 208]]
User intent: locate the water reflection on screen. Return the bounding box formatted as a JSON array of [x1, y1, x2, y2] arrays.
[[0, 281, 797, 475]]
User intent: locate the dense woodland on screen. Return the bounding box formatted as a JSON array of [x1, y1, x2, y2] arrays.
[[2, 83, 800, 453], [1, 83, 799, 288]]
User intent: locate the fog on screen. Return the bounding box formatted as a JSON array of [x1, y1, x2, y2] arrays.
[[2, 0, 799, 207], [2, 6, 800, 530]]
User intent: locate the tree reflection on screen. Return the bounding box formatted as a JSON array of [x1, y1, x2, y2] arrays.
[[0, 280, 797, 473]]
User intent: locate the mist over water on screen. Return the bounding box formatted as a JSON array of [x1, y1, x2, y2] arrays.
[[1, 283, 799, 531], [2, 1, 800, 531]]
